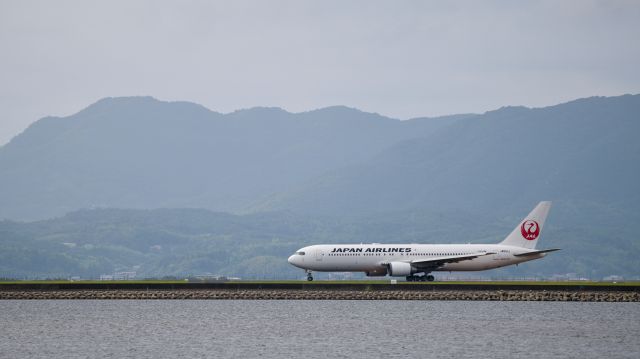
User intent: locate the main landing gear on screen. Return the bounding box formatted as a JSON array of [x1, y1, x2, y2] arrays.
[[406, 274, 435, 282], [306, 270, 313, 282]]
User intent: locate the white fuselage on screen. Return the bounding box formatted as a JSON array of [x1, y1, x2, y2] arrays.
[[289, 202, 555, 278], [288, 243, 546, 274]]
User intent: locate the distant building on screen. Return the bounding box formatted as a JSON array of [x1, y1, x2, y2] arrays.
[[194, 274, 227, 281], [550, 273, 587, 281], [99, 271, 137, 280], [113, 271, 136, 280]]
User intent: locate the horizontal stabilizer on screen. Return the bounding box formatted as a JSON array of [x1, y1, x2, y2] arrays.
[[514, 248, 561, 257]]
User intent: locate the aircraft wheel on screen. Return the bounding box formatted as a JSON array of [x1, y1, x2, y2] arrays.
[[426, 275, 435, 282], [406, 276, 413, 282], [307, 275, 313, 281]]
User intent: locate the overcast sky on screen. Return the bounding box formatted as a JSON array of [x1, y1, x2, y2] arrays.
[[1, 0, 639, 145]]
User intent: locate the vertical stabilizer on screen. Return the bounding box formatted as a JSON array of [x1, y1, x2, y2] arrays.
[[500, 201, 552, 249]]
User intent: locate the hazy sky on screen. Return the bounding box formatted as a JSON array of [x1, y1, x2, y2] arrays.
[[1, 0, 639, 145]]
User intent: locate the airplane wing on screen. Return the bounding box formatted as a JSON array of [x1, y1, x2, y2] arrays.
[[514, 248, 561, 257], [409, 252, 496, 271]]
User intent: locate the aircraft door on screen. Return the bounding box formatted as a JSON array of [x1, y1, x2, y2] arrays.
[[315, 248, 324, 261]]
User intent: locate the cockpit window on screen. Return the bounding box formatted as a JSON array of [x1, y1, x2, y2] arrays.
[[296, 251, 306, 256]]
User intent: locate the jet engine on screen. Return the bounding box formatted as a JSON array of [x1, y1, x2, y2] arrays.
[[365, 268, 388, 276], [387, 262, 416, 276]]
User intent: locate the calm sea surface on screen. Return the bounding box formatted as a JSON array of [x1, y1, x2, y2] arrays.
[[1, 300, 639, 359]]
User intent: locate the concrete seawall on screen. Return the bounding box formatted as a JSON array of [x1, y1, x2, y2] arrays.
[[1, 283, 638, 301]]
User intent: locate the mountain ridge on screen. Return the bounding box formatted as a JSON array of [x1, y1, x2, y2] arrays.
[[0, 96, 462, 220], [1, 94, 638, 220], [257, 94, 640, 216]]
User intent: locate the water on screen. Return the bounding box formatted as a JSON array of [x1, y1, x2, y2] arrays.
[[1, 300, 639, 359]]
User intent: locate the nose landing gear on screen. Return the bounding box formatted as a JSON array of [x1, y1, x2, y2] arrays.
[[305, 270, 313, 282]]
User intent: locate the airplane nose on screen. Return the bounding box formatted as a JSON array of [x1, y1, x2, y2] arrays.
[[288, 255, 295, 264]]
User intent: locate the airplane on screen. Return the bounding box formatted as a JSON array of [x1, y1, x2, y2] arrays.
[[288, 201, 559, 281]]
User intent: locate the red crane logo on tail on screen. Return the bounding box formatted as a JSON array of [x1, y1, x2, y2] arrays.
[[521, 220, 540, 240]]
